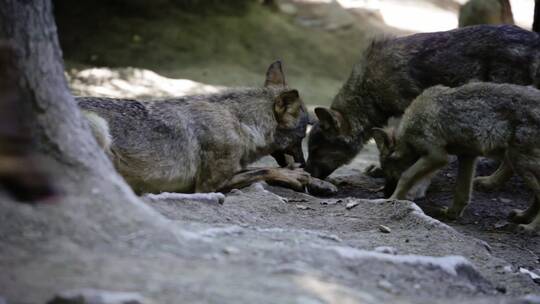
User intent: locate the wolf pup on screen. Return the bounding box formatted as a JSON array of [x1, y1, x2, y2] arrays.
[[78, 61, 334, 199], [374, 82, 540, 235], [306, 24, 540, 190]]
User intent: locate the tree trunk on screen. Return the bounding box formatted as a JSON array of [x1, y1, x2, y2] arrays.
[[0, 0, 108, 168], [0, 43, 57, 202], [534, 0, 540, 32], [0, 0, 174, 243]]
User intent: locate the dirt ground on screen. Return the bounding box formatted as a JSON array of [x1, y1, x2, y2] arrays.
[[331, 155, 540, 276]]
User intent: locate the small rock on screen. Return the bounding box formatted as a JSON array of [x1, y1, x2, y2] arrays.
[[377, 280, 395, 293], [378, 225, 392, 233], [345, 200, 360, 210], [374, 246, 397, 255], [495, 285, 507, 294], [480, 241, 492, 253], [278, 3, 298, 15], [222, 246, 239, 255], [47, 289, 148, 304], [296, 204, 314, 210], [320, 200, 339, 205], [290, 198, 309, 203], [521, 295, 540, 304], [499, 198, 512, 204], [494, 220, 509, 229], [503, 265, 514, 273], [229, 189, 243, 195], [519, 268, 540, 285]]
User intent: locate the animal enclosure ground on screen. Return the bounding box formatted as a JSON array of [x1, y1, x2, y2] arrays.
[[333, 157, 540, 278]]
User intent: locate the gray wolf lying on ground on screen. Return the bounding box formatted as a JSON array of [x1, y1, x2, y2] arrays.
[[78, 61, 336, 201]]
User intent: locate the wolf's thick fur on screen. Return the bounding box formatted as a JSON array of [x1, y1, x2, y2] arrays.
[[79, 62, 312, 195], [306, 25, 540, 180], [377, 82, 540, 235]]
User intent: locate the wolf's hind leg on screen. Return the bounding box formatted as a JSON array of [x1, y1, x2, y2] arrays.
[[509, 198, 540, 224], [445, 156, 476, 220], [390, 153, 448, 200], [514, 172, 540, 235], [508, 150, 540, 235], [474, 159, 513, 191]]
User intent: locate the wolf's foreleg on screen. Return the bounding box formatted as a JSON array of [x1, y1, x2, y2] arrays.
[[508, 149, 540, 235], [390, 153, 447, 200], [444, 156, 476, 220]]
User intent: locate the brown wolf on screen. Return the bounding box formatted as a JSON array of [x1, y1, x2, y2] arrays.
[[305, 25, 540, 189], [79, 61, 335, 200], [374, 82, 540, 235]]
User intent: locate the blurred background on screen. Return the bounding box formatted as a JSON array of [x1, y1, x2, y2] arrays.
[[54, 0, 535, 106]]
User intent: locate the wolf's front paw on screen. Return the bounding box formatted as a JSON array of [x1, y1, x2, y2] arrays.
[[517, 223, 540, 236], [473, 176, 499, 192], [437, 206, 462, 220], [509, 209, 531, 224]]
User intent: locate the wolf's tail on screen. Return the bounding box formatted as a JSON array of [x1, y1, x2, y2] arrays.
[[82, 110, 112, 152]]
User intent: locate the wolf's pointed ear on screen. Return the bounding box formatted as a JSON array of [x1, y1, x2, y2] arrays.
[[275, 89, 300, 111], [372, 127, 395, 151], [264, 60, 287, 88], [274, 89, 302, 127], [314, 107, 342, 133]]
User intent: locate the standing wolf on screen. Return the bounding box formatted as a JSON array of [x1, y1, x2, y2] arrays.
[[375, 83, 540, 235], [78, 61, 331, 199], [306, 25, 540, 188]]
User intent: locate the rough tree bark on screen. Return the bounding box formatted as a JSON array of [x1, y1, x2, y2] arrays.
[[534, 0, 540, 32], [0, 0, 110, 170], [0, 0, 174, 242], [0, 43, 56, 202]]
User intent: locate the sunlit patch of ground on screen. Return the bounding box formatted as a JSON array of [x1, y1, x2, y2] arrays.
[[67, 67, 224, 99], [303, 0, 533, 33]]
